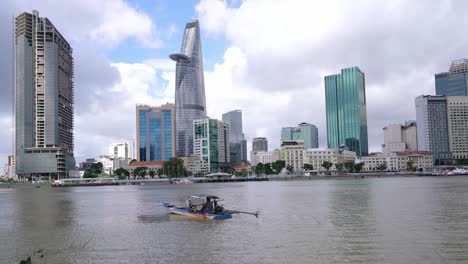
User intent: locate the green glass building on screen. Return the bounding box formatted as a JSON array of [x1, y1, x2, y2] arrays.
[[325, 67, 368, 156]]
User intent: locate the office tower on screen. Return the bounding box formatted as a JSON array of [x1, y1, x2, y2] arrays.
[[136, 104, 175, 161], [15, 11, 75, 179], [222, 110, 247, 165], [382, 121, 418, 154], [325, 67, 369, 156], [415, 95, 451, 165], [171, 20, 206, 157], [281, 123, 319, 148], [446, 97, 468, 159], [252, 137, 268, 152], [109, 140, 135, 160], [435, 59, 468, 96], [193, 118, 230, 173]]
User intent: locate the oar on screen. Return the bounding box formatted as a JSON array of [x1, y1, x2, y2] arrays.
[[227, 210, 260, 218]]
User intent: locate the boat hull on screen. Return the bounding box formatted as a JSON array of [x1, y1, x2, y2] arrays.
[[169, 207, 232, 220]]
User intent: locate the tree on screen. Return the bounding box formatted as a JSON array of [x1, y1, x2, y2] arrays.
[[163, 158, 189, 178], [133, 167, 147, 178], [271, 160, 286, 174], [344, 162, 355, 172], [303, 163, 314, 171], [148, 170, 156, 178], [457, 158, 468, 166], [335, 163, 344, 172], [407, 161, 416, 172], [157, 168, 163, 177], [255, 163, 264, 175], [83, 172, 98, 178], [377, 162, 387, 171], [321, 161, 333, 171], [286, 165, 294, 174], [114, 168, 129, 180], [90, 162, 103, 174], [264, 163, 274, 175], [354, 162, 364, 173]]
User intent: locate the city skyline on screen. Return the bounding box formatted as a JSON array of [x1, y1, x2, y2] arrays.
[[1, 1, 468, 167]]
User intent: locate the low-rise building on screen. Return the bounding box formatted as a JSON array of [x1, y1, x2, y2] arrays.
[[250, 149, 280, 167], [281, 140, 305, 172], [5, 155, 16, 180], [359, 151, 433, 172], [124, 160, 164, 177], [98, 155, 114, 175], [305, 148, 356, 171]]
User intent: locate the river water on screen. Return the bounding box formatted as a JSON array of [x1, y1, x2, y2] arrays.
[[1, 177, 468, 264]]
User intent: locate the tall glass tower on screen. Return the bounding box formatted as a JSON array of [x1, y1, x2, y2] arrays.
[[435, 58, 468, 96], [171, 20, 206, 157], [325, 67, 368, 156]]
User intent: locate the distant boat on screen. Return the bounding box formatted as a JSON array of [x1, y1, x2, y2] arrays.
[[162, 195, 259, 220], [447, 168, 468, 176]]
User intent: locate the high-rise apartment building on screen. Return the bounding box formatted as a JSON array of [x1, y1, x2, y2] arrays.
[[382, 121, 417, 154], [435, 59, 468, 96], [136, 104, 175, 161], [15, 11, 75, 179], [325, 67, 368, 156], [171, 20, 206, 157], [193, 118, 230, 173], [446, 96, 468, 159], [281, 123, 318, 148], [109, 140, 135, 160], [222, 110, 247, 165], [415, 95, 451, 165], [252, 137, 268, 152]]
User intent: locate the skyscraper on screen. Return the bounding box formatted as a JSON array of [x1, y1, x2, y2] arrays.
[[171, 20, 206, 157], [193, 118, 230, 173], [415, 95, 451, 165], [325, 67, 368, 156], [136, 104, 175, 161], [281, 123, 319, 148], [252, 137, 268, 152], [446, 97, 468, 160], [435, 59, 468, 96], [222, 110, 247, 165], [15, 11, 75, 179]]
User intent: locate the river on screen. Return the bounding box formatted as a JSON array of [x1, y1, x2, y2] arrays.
[[1, 176, 468, 263]]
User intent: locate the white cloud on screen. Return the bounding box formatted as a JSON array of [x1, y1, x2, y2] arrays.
[[197, 0, 468, 153]]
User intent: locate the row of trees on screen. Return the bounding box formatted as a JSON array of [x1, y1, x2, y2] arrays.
[[83, 162, 104, 178], [113, 158, 191, 180], [254, 160, 286, 175]]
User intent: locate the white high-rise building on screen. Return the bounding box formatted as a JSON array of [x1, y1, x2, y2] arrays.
[[382, 121, 417, 155], [109, 140, 135, 160]]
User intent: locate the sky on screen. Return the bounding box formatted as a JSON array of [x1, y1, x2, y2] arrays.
[[1, 0, 468, 171]]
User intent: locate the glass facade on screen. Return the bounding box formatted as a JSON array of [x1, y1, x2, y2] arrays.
[[137, 105, 175, 161], [415, 95, 452, 165], [171, 20, 206, 157], [435, 59, 468, 96], [325, 67, 368, 156], [222, 110, 246, 164], [281, 123, 318, 148]]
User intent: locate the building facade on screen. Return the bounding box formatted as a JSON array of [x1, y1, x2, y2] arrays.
[[325, 67, 368, 156], [15, 11, 75, 179], [415, 95, 451, 165], [136, 104, 175, 161], [435, 59, 468, 96], [382, 121, 418, 155], [171, 20, 206, 157], [5, 156, 16, 180], [446, 96, 468, 159], [222, 110, 247, 165], [252, 137, 268, 152], [193, 118, 230, 173], [359, 151, 433, 172], [250, 150, 280, 167], [305, 148, 356, 171], [281, 140, 305, 172], [281, 123, 319, 148], [109, 140, 135, 160]]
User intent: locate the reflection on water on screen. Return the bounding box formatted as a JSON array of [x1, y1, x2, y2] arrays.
[[1, 177, 468, 263]]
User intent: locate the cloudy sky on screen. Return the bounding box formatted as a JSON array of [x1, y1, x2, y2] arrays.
[[1, 0, 468, 170]]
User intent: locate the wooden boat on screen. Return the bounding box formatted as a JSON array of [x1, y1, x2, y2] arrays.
[[162, 195, 259, 220]]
